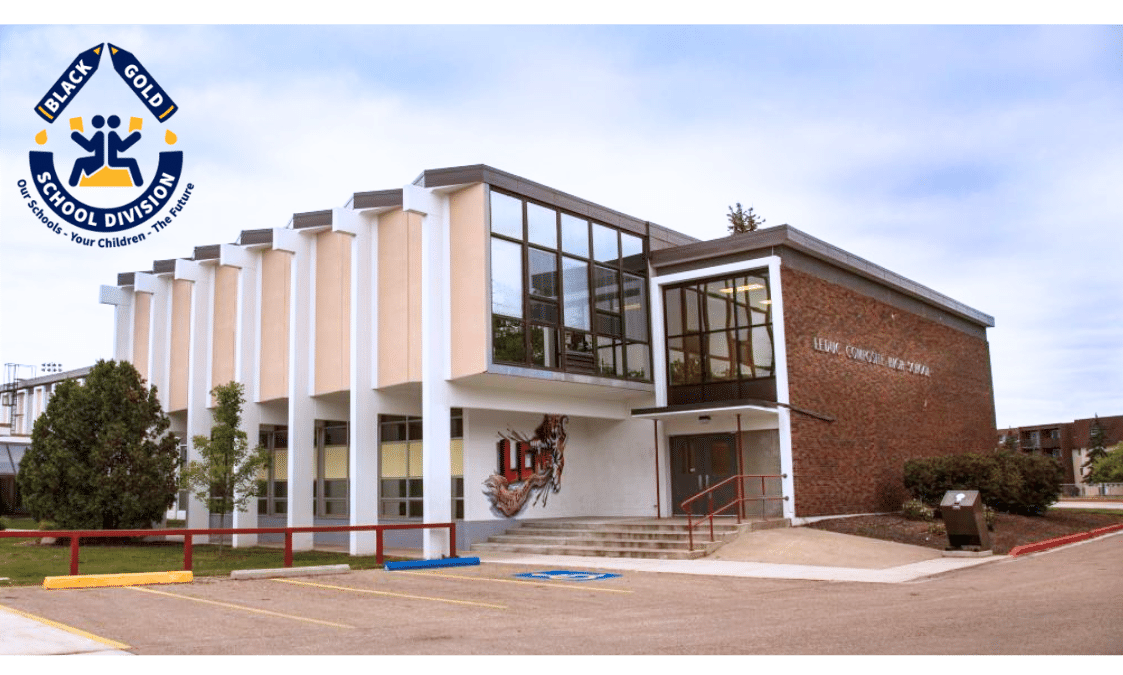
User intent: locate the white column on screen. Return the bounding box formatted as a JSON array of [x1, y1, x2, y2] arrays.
[[338, 208, 380, 555], [407, 185, 452, 559], [285, 229, 316, 551], [134, 271, 168, 409], [768, 257, 796, 521], [222, 244, 261, 548], [178, 259, 213, 539], [98, 285, 133, 361]]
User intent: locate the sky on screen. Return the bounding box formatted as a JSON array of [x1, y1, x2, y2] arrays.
[[1, 18, 1121, 430]]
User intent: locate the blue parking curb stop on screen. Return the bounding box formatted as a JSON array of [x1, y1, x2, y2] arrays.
[[384, 557, 481, 571]]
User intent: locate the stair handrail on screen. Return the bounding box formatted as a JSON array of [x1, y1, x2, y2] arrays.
[[679, 473, 787, 551]]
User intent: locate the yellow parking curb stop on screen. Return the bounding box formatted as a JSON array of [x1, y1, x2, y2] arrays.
[[43, 570, 193, 589]]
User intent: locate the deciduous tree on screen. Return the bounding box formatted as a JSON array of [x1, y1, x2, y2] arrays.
[[179, 381, 269, 551], [1087, 442, 1123, 484]]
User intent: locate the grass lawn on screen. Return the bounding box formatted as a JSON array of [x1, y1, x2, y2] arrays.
[[0, 532, 395, 586]]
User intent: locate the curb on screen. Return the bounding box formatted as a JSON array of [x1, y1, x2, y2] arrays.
[[230, 564, 351, 580], [384, 557, 480, 571], [1007, 523, 1123, 557], [43, 570, 193, 590]]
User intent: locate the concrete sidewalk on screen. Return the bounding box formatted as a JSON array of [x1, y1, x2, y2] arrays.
[[1052, 500, 1123, 510], [474, 526, 1005, 584], [0, 603, 132, 655]]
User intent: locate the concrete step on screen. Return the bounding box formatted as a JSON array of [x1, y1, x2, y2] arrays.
[[471, 541, 715, 560], [514, 519, 743, 533], [486, 534, 711, 550], [506, 526, 728, 542], [471, 518, 789, 560], [512, 525, 744, 538]]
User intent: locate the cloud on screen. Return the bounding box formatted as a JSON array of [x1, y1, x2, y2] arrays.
[[2, 25, 1120, 426]]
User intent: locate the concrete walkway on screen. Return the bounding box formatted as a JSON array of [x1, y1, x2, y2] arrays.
[[0, 603, 132, 655], [1052, 500, 1123, 510], [474, 525, 1004, 584]]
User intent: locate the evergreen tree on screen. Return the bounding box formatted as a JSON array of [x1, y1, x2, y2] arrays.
[[18, 360, 180, 529], [179, 381, 269, 552], [1082, 415, 1109, 477], [1000, 430, 1019, 453], [727, 202, 767, 234]]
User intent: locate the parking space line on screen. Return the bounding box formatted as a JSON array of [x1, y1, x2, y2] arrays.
[[0, 602, 131, 650], [400, 570, 634, 594], [272, 578, 508, 609], [123, 586, 353, 629]]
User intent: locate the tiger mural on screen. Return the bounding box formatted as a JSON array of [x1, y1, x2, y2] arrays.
[[483, 414, 568, 517]]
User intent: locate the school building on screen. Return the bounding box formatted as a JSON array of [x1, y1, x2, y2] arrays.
[[98, 164, 998, 558]]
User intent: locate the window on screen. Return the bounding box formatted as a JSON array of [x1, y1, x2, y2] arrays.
[[664, 272, 775, 405], [314, 422, 348, 517], [379, 409, 464, 520], [489, 189, 650, 381], [257, 427, 289, 516], [174, 440, 188, 513]]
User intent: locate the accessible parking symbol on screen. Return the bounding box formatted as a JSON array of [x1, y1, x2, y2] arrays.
[[514, 570, 621, 581]]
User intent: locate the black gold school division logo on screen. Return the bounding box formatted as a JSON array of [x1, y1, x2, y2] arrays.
[[27, 43, 184, 235]]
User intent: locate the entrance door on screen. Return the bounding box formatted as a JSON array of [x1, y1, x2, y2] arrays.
[[670, 434, 738, 515]]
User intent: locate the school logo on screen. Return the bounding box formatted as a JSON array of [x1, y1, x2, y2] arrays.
[[21, 43, 191, 246]]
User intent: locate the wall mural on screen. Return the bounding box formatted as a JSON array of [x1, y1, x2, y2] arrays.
[[484, 414, 568, 517]]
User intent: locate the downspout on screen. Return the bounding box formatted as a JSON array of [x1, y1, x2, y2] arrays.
[[736, 413, 744, 520], [653, 420, 661, 518]]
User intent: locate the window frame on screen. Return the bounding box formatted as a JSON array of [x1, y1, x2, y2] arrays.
[[663, 272, 776, 404], [488, 187, 652, 382], [257, 426, 289, 517], [378, 409, 465, 521]]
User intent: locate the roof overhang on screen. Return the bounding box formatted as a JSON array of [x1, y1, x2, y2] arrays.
[[631, 398, 779, 421]]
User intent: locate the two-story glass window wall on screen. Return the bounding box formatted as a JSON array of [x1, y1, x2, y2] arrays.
[[490, 189, 651, 380], [664, 271, 776, 404]]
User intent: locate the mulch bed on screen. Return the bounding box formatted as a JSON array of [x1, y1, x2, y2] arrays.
[[806, 508, 1123, 555]]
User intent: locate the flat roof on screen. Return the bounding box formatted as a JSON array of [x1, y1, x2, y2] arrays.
[[5, 365, 93, 390], [650, 225, 995, 329]]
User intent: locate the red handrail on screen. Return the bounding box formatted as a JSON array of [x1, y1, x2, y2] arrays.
[[679, 474, 786, 551], [0, 521, 457, 576]]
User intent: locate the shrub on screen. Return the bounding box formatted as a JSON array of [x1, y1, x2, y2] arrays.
[[991, 451, 1063, 516], [901, 498, 934, 521], [927, 521, 946, 536], [904, 449, 1062, 516], [875, 476, 908, 512], [0, 517, 7, 531]]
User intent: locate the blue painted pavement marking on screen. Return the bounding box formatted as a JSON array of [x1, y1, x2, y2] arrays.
[[514, 570, 621, 581]]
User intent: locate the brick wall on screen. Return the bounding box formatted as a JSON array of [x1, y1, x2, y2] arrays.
[[1072, 415, 1123, 449], [782, 266, 997, 516]]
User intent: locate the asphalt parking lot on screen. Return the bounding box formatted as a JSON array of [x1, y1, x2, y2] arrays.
[[2, 533, 1122, 654]]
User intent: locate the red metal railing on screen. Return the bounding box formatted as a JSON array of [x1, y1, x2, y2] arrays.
[[679, 474, 786, 551], [0, 522, 456, 576]]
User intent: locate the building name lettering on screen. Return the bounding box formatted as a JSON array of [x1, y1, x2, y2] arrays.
[[812, 337, 931, 377]]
